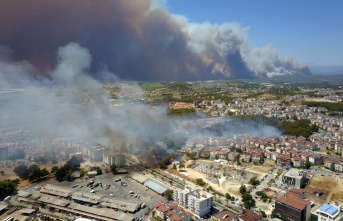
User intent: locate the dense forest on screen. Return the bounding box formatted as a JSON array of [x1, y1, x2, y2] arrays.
[[281, 119, 319, 138], [302, 101, 343, 112]]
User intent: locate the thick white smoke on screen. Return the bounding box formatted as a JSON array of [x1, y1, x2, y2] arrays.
[[0, 43, 281, 161]]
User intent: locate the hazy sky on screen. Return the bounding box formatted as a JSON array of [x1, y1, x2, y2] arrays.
[[164, 0, 343, 66]]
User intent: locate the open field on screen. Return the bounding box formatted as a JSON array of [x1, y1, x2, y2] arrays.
[[307, 174, 343, 205]]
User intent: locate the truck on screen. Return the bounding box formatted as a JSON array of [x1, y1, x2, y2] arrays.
[[141, 203, 146, 208]]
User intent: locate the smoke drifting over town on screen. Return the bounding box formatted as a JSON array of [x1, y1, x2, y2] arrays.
[[0, 43, 280, 155], [0, 0, 310, 81]]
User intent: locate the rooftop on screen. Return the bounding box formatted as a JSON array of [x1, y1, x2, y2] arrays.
[[318, 203, 339, 217], [144, 179, 168, 194], [277, 196, 310, 211], [283, 168, 306, 179], [40, 184, 72, 197], [212, 209, 237, 221]]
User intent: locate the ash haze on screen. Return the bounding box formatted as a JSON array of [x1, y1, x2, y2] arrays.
[[0, 43, 280, 159], [0, 0, 310, 81]]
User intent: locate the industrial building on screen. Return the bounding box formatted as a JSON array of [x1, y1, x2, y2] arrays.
[[282, 168, 306, 188], [312, 203, 343, 221], [144, 179, 168, 195], [71, 191, 102, 205], [39, 184, 72, 198], [100, 197, 141, 213], [173, 186, 213, 218]]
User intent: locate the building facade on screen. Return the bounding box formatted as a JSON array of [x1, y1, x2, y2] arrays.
[[282, 168, 306, 188], [312, 203, 343, 221], [173, 187, 213, 218]]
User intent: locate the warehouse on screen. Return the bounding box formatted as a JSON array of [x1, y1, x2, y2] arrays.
[[144, 179, 168, 195]]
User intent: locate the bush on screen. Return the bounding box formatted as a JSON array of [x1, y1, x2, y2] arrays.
[[195, 178, 206, 186]]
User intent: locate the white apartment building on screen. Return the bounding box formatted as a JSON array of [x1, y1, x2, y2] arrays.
[[103, 152, 125, 167], [173, 187, 213, 218]]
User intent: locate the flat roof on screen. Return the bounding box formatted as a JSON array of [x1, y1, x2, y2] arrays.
[[39, 196, 70, 207], [17, 190, 32, 198], [130, 172, 148, 183], [283, 168, 305, 179], [100, 197, 140, 213], [144, 179, 168, 194], [20, 208, 35, 214], [71, 191, 102, 204], [40, 184, 72, 197], [69, 204, 134, 221]]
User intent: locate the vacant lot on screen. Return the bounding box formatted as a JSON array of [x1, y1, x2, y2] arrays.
[[307, 174, 343, 205]]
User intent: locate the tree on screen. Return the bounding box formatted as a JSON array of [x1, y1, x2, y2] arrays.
[[172, 164, 177, 170], [236, 148, 243, 154], [225, 193, 231, 200], [51, 166, 59, 174], [79, 169, 85, 177], [0, 171, 4, 176], [241, 193, 255, 209], [304, 161, 312, 169], [164, 189, 173, 200], [239, 185, 246, 194], [66, 156, 83, 171], [195, 178, 206, 186], [249, 177, 260, 186], [13, 165, 30, 179], [110, 164, 117, 174], [96, 167, 103, 175], [41, 168, 50, 177], [0, 180, 17, 198], [179, 163, 185, 170]]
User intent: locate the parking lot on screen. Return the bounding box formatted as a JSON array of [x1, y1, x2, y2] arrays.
[[22, 172, 165, 220]]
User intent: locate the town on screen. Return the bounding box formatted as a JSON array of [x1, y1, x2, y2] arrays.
[[1, 79, 343, 221]]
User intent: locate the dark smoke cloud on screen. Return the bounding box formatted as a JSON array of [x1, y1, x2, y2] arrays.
[[0, 0, 310, 81]]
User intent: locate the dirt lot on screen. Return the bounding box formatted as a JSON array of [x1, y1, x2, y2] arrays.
[[307, 174, 343, 205], [178, 160, 272, 198], [169, 102, 193, 109]]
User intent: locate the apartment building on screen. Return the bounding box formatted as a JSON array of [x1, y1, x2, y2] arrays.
[[173, 187, 213, 218]]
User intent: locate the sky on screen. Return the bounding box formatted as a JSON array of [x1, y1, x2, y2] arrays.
[[164, 0, 343, 66]]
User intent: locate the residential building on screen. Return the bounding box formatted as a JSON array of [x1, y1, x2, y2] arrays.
[[173, 187, 213, 218], [155, 201, 192, 221]]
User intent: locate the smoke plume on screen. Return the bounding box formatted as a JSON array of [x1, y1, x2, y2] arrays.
[[0, 0, 310, 81]]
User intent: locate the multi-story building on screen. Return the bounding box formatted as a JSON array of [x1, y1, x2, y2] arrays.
[[282, 168, 306, 188], [312, 203, 343, 221], [275, 194, 311, 221], [173, 187, 213, 218], [0, 146, 8, 161], [103, 152, 125, 167]]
